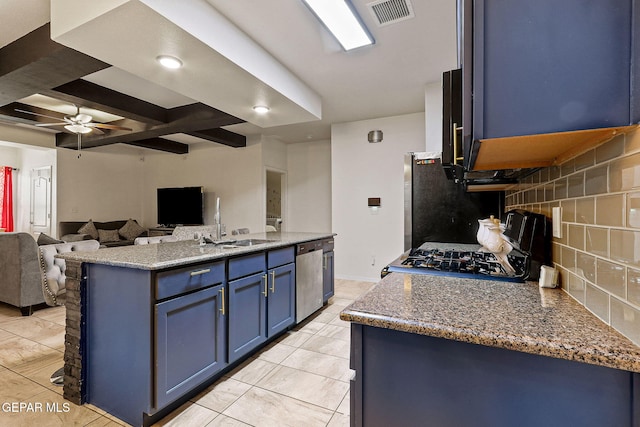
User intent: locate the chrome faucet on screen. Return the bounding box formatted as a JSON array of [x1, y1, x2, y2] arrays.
[[214, 197, 225, 240]]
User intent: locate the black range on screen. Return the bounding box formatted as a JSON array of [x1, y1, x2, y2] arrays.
[[383, 210, 549, 283]]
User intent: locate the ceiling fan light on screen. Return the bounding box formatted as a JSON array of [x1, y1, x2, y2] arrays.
[[65, 124, 92, 134], [75, 113, 93, 124], [156, 55, 183, 69], [253, 105, 270, 114]]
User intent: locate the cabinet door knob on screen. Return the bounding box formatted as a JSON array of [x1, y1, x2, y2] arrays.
[[270, 270, 276, 293], [262, 274, 268, 297], [219, 287, 226, 315]]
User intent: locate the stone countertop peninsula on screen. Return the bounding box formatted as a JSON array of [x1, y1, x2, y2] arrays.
[[340, 272, 640, 373], [56, 231, 334, 270]]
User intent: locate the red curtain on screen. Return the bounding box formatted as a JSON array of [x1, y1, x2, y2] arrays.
[[0, 167, 13, 232]]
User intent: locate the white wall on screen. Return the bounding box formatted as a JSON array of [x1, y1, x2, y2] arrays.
[[425, 81, 443, 152], [262, 137, 287, 171], [332, 113, 425, 281], [141, 139, 264, 233], [0, 124, 55, 149], [287, 139, 331, 233], [56, 147, 144, 226]]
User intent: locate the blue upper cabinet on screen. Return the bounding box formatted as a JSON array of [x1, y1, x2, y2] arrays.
[[461, 0, 640, 171]]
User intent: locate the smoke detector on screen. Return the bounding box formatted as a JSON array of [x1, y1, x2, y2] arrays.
[[367, 0, 415, 27]]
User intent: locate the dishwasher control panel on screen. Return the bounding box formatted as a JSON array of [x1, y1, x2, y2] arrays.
[[296, 241, 322, 255]]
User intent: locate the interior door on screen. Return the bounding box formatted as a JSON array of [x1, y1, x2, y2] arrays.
[[30, 166, 51, 235], [265, 169, 286, 232]]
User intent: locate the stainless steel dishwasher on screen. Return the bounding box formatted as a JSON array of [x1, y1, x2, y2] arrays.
[[295, 241, 324, 322]]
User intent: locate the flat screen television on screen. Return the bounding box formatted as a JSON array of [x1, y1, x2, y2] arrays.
[[157, 186, 204, 226]]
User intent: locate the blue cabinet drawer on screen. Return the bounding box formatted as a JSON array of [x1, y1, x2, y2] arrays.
[[155, 261, 225, 300], [267, 246, 294, 269], [228, 252, 266, 281]]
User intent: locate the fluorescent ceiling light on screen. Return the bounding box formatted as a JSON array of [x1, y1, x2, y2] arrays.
[[302, 0, 374, 51], [156, 55, 183, 69]]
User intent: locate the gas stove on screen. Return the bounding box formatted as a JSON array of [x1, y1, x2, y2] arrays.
[[382, 209, 549, 283], [383, 247, 528, 282]]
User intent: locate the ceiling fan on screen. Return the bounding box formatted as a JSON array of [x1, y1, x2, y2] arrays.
[[15, 104, 132, 157]]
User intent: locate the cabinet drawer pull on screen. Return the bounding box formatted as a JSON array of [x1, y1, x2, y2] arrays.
[[270, 270, 276, 293], [219, 287, 225, 315], [189, 268, 211, 276], [262, 274, 268, 297]]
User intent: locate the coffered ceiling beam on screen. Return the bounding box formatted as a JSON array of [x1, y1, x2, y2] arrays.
[[187, 128, 246, 148], [43, 79, 167, 125], [3, 100, 246, 152], [56, 114, 247, 150], [55, 100, 245, 149], [166, 103, 245, 127], [0, 23, 109, 107], [124, 138, 189, 154], [0, 102, 66, 124]]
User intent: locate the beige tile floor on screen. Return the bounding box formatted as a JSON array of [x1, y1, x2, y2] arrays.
[[0, 279, 375, 427]]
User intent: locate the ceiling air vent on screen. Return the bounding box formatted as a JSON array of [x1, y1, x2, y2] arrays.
[[367, 0, 415, 27]]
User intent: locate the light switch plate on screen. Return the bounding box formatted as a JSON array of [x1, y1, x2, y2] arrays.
[[552, 207, 562, 238]]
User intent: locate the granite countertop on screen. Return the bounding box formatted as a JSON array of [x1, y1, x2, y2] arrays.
[[56, 231, 334, 270], [340, 272, 640, 373]]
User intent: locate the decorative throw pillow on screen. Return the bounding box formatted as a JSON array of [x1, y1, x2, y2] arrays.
[[78, 219, 99, 240], [119, 219, 146, 240], [97, 229, 120, 243], [37, 233, 64, 246]]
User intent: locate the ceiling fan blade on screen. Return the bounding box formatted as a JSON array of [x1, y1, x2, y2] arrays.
[[90, 123, 133, 131], [91, 127, 105, 135], [14, 108, 66, 122], [34, 123, 68, 127]]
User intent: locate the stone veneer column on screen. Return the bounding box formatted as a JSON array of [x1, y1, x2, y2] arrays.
[[63, 259, 84, 404]]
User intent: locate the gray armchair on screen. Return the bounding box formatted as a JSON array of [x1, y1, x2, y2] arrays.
[[0, 233, 46, 315], [39, 240, 101, 306], [38, 239, 100, 385]]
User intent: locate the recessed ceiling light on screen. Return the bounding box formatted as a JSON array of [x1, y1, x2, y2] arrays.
[[156, 55, 183, 69], [253, 105, 270, 114]]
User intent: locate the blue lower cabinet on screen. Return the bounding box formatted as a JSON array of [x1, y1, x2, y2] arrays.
[[228, 249, 296, 363], [228, 272, 268, 363], [155, 284, 227, 409], [351, 324, 639, 427], [267, 263, 295, 337]]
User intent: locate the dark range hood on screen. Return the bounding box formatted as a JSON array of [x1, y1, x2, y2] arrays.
[[442, 69, 532, 191]]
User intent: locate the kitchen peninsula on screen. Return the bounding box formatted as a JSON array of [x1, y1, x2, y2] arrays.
[[340, 273, 640, 427], [56, 232, 334, 427]]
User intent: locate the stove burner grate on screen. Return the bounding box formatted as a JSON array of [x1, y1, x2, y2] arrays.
[[401, 248, 525, 278]]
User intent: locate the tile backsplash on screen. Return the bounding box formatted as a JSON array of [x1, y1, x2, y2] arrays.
[[505, 128, 640, 346]]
